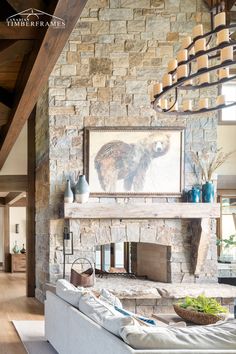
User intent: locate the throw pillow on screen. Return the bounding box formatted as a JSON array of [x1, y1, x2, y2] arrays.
[[78, 292, 134, 336], [56, 279, 87, 307], [99, 288, 123, 308]]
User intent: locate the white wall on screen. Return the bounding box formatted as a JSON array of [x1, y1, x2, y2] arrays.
[[217, 126, 236, 175], [0, 124, 27, 175], [0, 208, 4, 263], [10, 207, 26, 253]]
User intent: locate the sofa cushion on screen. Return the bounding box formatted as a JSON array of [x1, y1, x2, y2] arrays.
[[99, 288, 123, 308], [120, 319, 236, 350], [56, 279, 86, 307], [78, 292, 134, 336], [99, 289, 156, 326]]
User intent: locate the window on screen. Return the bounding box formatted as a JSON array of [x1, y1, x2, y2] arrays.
[[218, 196, 236, 262], [219, 81, 236, 124]]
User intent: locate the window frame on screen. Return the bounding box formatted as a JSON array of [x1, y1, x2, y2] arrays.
[[218, 76, 236, 125], [217, 191, 236, 258]]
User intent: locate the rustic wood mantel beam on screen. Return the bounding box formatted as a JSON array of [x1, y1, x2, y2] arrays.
[[0, 0, 88, 170], [64, 202, 221, 219]]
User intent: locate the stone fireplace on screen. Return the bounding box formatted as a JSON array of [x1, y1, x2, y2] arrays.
[[56, 202, 228, 317], [35, 0, 222, 303], [62, 203, 220, 284]]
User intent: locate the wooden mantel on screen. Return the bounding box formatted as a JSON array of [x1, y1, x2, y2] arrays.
[[64, 202, 220, 219], [64, 202, 220, 277]]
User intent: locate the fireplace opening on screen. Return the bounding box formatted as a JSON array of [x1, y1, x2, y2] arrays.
[[95, 242, 130, 274], [95, 242, 171, 283]]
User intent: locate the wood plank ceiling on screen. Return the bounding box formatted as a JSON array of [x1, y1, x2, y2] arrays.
[[0, 0, 87, 170]]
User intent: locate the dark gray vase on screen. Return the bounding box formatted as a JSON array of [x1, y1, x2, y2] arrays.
[[75, 175, 90, 203]]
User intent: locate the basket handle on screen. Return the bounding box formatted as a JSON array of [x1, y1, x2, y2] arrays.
[[71, 257, 93, 270]]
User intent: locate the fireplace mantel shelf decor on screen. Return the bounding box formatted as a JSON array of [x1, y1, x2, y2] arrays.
[[64, 202, 220, 220]]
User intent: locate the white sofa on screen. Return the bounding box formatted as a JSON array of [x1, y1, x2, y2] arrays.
[[45, 289, 236, 354]]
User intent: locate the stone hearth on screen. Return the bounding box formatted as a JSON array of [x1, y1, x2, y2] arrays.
[[91, 276, 236, 316]]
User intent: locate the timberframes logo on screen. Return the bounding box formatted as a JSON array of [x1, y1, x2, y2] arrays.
[[6, 8, 65, 28]]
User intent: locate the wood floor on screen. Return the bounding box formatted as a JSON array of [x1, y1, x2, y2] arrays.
[[0, 272, 44, 354]]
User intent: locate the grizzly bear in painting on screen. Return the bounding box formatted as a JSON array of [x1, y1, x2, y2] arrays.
[[94, 132, 170, 192]]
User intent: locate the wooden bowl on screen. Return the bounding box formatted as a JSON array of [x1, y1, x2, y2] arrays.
[[173, 304, 225, 325]]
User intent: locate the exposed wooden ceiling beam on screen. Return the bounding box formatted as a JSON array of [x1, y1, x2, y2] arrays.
[[0, 22, 40, 40], [227, 0, 236, 10], [0, 175, 27, 191], [0, 0, 88, 170], [10, 197, 27, 207], [0, 197, 5, 205], [0, 40, 33, 66], [0, 103, 11, 125], [0, 87, 13, 108], [5, 191, 25, 205], [6, 0, 45, 13]]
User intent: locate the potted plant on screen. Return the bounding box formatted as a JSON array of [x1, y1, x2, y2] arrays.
[[191, 148, 235, 202]]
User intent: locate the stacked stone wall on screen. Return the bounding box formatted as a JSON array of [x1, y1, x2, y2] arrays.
[[36, 0, 218, 300]]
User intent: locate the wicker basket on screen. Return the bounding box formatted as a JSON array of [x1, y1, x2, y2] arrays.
[[173, 304, 225, 325]]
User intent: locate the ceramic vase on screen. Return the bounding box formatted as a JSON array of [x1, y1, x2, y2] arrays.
[[187, 186, 201, 203], [20, 244, 26, 254], [13, 241, 19, 254], [64, 179, 74, 203], [75, 175, 90, 203], [202, 181, 214, 203]]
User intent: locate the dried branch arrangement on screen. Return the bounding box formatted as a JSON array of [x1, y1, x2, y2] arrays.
[[191, 148, 235, 182]]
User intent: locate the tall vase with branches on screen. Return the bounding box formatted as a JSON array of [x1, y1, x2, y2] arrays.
[[191, 148, 235, 202]]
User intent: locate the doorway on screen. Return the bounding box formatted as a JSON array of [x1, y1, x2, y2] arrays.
[[0, 113, 36, 297]]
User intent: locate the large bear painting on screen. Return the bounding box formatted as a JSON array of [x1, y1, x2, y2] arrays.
[[84, 127, 184, 196]]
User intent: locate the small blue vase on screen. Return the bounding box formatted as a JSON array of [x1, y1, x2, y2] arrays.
[[188, 186, 201, 203], [202, 181, 214, 203]]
